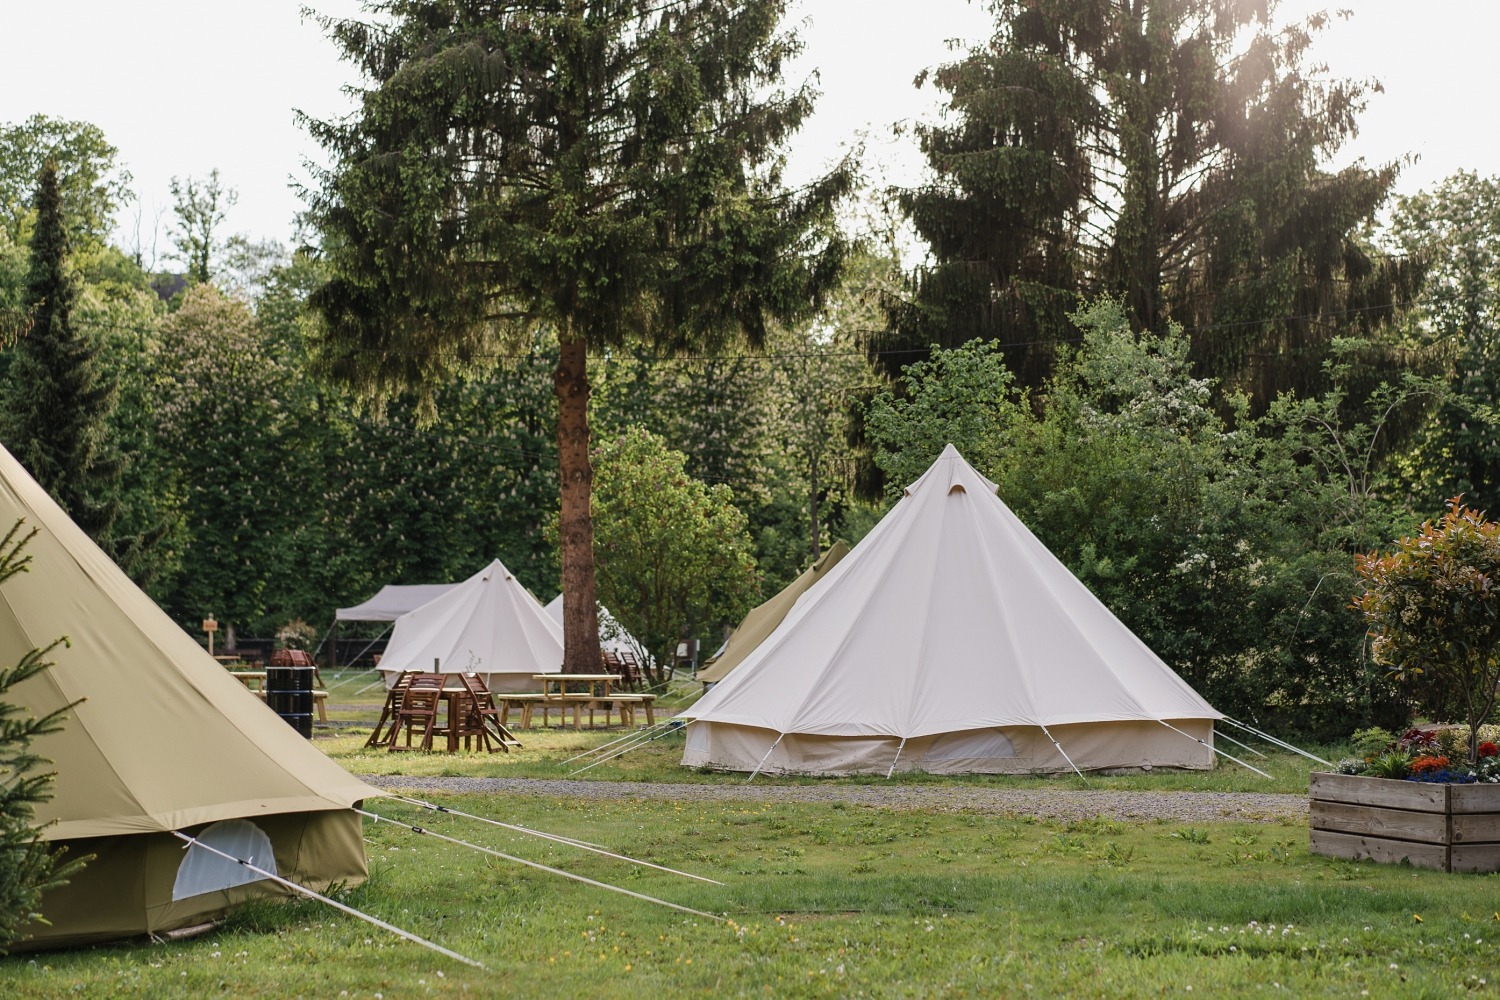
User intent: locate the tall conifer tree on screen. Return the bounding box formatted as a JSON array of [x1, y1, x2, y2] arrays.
[[883, 0, 1420, 402], [305, 0, 850, 672], [0, 161, 119, 542]]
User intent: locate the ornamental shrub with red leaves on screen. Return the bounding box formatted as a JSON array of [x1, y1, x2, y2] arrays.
[[1356, 498, 1500, 764], [1480, 741, 1500, 759]]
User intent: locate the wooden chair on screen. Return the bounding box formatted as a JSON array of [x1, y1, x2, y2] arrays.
[[457, 674, 522, 752], [365, 670, 415, 747], [615, 650, 643, 691], [386, 673, 446, 751]]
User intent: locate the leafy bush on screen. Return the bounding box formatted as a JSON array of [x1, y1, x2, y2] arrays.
[[1350, 727, 1397, 759], [1356, 499, 1500, 762], [865, 301, 1414, 738]]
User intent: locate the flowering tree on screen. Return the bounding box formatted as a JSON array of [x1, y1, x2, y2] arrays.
[[1355, 499, 1500, 763]]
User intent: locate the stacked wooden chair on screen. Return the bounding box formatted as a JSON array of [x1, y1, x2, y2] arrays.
[[365, 670, 415, 747], [385, 673, 447, 751], [456, 673, 523, 752]]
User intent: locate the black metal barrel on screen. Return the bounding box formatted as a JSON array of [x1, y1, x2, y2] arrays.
[[266, 662, 314, 738]]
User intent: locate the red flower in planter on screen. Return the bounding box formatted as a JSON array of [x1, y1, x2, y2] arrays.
[[1479, 741, 1499, 758], [1409, 755, 1451, 774]]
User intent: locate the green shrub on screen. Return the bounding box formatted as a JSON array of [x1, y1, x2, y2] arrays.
[[1350, 727, 1397, 759], [1364, 752, 1411, 780]]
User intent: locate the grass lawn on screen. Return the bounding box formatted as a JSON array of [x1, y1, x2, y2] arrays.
[[7, 670, 1492, 995], [3, 792, 1498, 997]]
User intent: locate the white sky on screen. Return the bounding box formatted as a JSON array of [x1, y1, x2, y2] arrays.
[[1, 0, 1494, 256]]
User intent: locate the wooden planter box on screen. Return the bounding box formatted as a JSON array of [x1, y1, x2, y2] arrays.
[[1309, 771, 1500, 872]]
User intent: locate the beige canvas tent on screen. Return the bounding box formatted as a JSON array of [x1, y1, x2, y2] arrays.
[[0, 444, 378, 950], [377, 559, 563, 691], [682, 446, 1221, 776], [695, 540, 849, 686]]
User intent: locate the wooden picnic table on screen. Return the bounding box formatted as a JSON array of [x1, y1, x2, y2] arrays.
[[228, 670, 267, 692], [225, 668, 327, 723], [534, 672, 621, 697], [529, 673, 647, 728]]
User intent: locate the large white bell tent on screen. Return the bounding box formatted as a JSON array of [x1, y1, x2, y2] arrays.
[[681, 445, 1222, 776], [376, 558, 563, 690], [0, 444, 378, 950]]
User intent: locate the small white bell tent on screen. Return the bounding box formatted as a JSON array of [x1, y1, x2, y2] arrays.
[[0, 444, 377, 950], [376, 559, 563, 690], [682, 445, 1221, 776], [542, 594, 652, 666]]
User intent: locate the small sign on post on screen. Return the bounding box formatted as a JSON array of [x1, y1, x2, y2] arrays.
[[202, 616, 218, 657]]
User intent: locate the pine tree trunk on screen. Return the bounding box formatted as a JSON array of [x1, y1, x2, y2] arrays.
[[553, 333, 603, 675]]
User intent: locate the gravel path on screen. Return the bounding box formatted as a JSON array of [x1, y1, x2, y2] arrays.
[[359, 775, 1306, 825]]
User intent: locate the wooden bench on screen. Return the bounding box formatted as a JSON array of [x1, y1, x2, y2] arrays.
[[604, 693, 656, 727]]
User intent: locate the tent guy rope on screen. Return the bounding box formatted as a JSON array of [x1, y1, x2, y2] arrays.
[[569, 720, 693, 776], [388, 795, 723, 885], [562, 720, 674, 765], [1212, 726, 1269, 759], [357, 809, 723, 921], [1222, 716, 1333, 767], [1158, 721, 1271, 779], [171, 831, 482, 968]]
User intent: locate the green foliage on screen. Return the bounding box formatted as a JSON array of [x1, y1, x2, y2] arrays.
[[305, 0, 852, 395], [168, 169, 237, 285], [1390, 172, 1500, 510], [0, 115, 132, 247], [317, 352, 561, 609], [1364, 751, 1411, 780], [589, 428, 759, 683], [865, 300, 1421, 737], [0, 161, 122, 545], [865, 338, 1020, 495], [150, 283, 303, 634], [1355, 499, 1500, 761], [1350, 727, 1397, 760], [882, 0, 1418, 402], [0, 521, 85, 950]]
